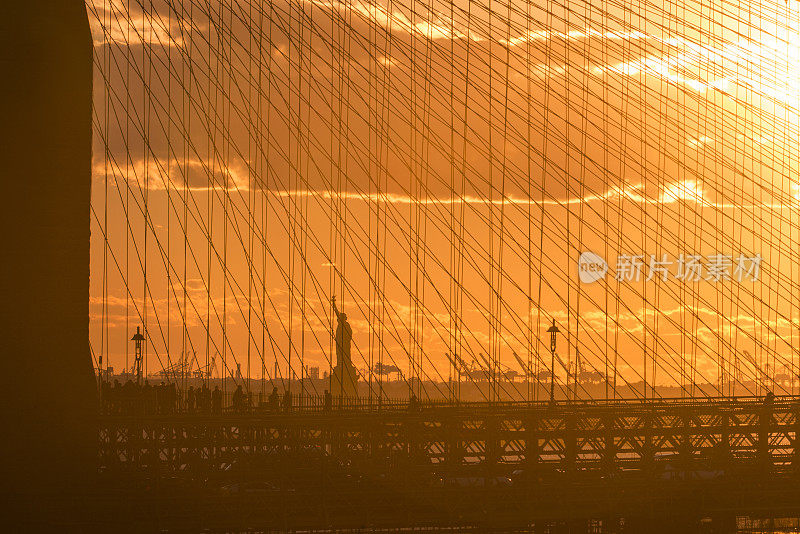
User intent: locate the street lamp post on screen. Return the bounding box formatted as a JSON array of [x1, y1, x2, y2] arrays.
[[131, 326, 145, 385], [547, 319, 560, 405]]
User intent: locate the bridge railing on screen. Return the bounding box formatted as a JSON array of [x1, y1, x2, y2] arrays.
[[99, 388, 798, 417]]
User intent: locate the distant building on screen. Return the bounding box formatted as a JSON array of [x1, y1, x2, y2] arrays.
[[307, 366, 320, 380]]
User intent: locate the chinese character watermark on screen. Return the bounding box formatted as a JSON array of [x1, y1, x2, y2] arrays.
[[578, 252, 762, 284]]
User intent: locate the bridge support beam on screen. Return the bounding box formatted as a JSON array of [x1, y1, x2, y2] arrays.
[[525, 413, 539, 469], [759, 404, 773, 474], [681, 408, 694, 464], [485, 415, 500, 470], [445, 416, 462, 469], [793, 407, 800, 475], [564, 413, 577, 477], [603, 413, 616, 476]]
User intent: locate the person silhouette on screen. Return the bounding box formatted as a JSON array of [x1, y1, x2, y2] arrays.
[[331, 296, 352, 367], [268, 386, 279, 412], [282, 389, 292, 413], [232, 385, 244, 413], [212, 385, 222, 414]]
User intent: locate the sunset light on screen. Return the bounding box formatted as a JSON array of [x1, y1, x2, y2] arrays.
[[10, 1, 800, 529]]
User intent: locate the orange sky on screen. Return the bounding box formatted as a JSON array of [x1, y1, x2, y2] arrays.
[[87, 0, 800, 396]]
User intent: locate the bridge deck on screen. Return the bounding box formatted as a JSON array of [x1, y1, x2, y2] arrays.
[[100, 395, 799, 471], [92, 396, 800, 529]]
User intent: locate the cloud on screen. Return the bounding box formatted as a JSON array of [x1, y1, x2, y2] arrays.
[[93, 153, 800, 212], [309, 0, 474, 42], [501, 28, 651, 47], [88, 0, 194, 49], [93, 156, 250, 192], [603, 29, 800, 111]]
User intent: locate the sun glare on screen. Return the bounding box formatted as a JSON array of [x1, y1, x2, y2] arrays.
[[661, 180, 705, 204]]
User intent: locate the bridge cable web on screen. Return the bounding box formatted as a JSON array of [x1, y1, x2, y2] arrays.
[[88, 0, 800, 404]]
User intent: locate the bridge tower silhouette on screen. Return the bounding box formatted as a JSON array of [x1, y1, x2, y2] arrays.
[[1, 1, 96, 528]]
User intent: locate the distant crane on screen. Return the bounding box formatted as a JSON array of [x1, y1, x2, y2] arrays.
[[512, 352, 533, 380], [577, 357, 605, 385], [466, 354, 490, 382], [159, 351, 193, 383], [477, 352, 494, 381], [447, 352, 470, 379], [193, 352, 217, 380], [743, 350, 770, 394], [775, 365, 791, 387], [513, 351, 559, 386], [499, 366, 520, 382]]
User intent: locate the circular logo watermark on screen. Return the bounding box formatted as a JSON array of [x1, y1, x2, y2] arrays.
[[578, 251, 608, 283]]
